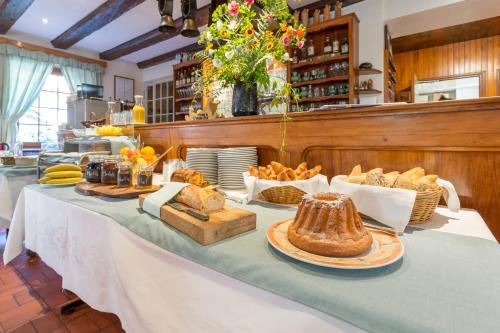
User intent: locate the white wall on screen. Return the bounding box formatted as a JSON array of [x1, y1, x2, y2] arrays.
[[383, 0, 463, 21], [142, 59, 176, 84], [344, 0, 385, 103], [103, 59, 144, 99]]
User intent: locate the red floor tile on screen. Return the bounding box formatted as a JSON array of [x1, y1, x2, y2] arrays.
[[55, 306, 93, 325], [98, 324, 125, 333], [0, 300, 47, 331], [85, 311, 118, 330], [66, 316, 99, 333], [31, 312, 65, 333], [12, 290, 39, 306], [8, 322, 37, 333]]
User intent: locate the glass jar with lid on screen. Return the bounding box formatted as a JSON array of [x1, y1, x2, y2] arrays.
[[117, 161, 133, 188], [85, 155, 104, 183], [101, 156, 121, 185], [136, 165, 154, 189]]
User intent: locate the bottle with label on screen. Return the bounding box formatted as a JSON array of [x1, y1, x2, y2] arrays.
[[332, 33, 340, 55], [132, 95, 145, 124], [324, 35, 332, 54], [307, 39, 315, 57], [341, 37, 349, 54], [292, 49, 299, 64]]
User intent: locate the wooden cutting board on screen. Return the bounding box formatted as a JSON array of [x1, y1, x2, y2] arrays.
[[139, 195, 256, 245], [76, 182, 161, 199]]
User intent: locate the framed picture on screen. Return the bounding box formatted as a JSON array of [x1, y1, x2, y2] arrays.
[[114, 76, 135, 101]]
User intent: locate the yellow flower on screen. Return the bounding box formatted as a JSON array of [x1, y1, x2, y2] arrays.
[[252, 39, 259, 47], [220, 30, 227, 37], [206, 43, 213, 50], [266, 42, 274, 50], [280, 23, 288, 32], [245, 26, 254, 37], [265, 30, 273, 37]]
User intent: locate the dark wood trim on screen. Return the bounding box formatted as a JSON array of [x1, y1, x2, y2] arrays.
[[0, 0, 34, 34], [292, 0, 364, 11], [392, 16, 500, 54], [137, 43, 203, 69], [100, 4, 210, 61], [51, 0, 146, 49], [414, 72, 487, 98], [114, 75, 135, 101], [0, 36, 107, 67]]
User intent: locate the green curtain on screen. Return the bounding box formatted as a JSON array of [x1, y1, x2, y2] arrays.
[[61, 66, 102, 92], [0, 55, 52, 145]]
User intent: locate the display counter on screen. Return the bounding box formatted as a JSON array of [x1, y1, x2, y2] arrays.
[[135, 97, 500, 240]]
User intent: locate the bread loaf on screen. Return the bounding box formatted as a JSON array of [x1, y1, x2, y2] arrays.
[[171, 169, 209, 187], [175, 185, 225, 214]]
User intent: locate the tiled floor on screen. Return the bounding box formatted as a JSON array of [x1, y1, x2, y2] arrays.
[[0, 230, 125, 333]]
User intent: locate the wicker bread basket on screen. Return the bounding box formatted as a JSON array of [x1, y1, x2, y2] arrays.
[[408, 186, 444, 225], [259, 186, 306, 204]]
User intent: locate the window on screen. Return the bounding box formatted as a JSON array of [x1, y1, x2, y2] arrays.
[[145, 80, 173, 123], [18, 70, 70, 143]]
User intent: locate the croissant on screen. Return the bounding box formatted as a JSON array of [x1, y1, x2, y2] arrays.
[[248, 166, 258, 177]]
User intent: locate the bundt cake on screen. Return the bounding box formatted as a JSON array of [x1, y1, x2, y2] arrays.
[[288, 193, 373, 257]]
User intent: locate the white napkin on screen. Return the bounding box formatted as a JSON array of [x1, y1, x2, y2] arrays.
[[142, 182, 189, 218], [244, 172, 330, 203], [437, 178, 460, 212], [330, 176, 416, 232]]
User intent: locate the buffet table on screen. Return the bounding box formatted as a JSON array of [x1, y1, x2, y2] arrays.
[[4, 185, 500, 333], [0, 166, 38, 229]]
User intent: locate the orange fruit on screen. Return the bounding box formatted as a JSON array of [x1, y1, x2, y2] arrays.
[[140, 146, 155, 157]]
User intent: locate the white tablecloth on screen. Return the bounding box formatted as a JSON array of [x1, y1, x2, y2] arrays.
[[3, 187, 495, 333], [0, 172, 37, 229]]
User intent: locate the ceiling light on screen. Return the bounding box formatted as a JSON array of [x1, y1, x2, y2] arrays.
[[42, 18, 48, 24]]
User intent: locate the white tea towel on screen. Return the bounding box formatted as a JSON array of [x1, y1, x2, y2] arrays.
[[437, 178, 460, 212]]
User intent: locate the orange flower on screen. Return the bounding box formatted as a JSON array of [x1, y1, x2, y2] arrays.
[[296, 28, 305, 39], [287, 27, 294, 36], [280, 23, 288, 32], [206, 43, 213, 50]]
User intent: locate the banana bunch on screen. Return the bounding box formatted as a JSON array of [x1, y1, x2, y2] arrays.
[[39, 164, 83, 185]]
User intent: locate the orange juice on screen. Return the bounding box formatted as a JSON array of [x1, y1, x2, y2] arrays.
[[132, 95, 145, 124]]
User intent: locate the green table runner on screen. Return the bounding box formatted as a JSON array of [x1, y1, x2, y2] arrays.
[[28, 185, 500, 333], [0, 166, 38, 177]]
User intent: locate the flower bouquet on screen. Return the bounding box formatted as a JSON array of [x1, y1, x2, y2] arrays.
[[195, 0, 306, 117]]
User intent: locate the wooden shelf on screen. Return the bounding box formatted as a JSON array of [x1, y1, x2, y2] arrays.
[[292, 54, 349, 70], [357, 68, 382, 75], [172, 58, 199, 71], [356, 89, 382, 95], [176, 82, 194, 89], [298, 95, 349, 103], [292, 75, 349, 88], [175, 96, 200, 102], [305, 13, 358, 34]]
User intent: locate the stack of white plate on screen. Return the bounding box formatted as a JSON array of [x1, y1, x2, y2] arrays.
[[186, 148, 219, 185], [218, 147, 258, 189]]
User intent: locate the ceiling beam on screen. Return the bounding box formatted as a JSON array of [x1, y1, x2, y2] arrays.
[[137, 42, 203, 69], [100, 4, 210, 61], [51, 0, 146, 49], [392, 16, 500, 54], [0, 0, 34, 34]]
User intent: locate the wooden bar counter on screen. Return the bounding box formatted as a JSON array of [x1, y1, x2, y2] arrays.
[[135, 97, 500, 241]]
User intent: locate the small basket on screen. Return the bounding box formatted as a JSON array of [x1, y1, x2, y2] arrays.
[[408, 187, 444, 225], [259, 186, 306, 204]]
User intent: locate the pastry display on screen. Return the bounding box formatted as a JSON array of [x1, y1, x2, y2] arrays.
[[248, 162, 322, 181], [39, 164, 83, 185], [345, 165, 439, 191], [171, 168, 209, 187], [0, 156, 15, 166], [175, 185, 225, 214], [287, 192, 373, 257]]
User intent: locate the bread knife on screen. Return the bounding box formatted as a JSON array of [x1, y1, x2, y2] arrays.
[[167, 201, 209, 221]]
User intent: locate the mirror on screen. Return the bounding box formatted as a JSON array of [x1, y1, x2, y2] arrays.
[[414, 74, 482, 102]]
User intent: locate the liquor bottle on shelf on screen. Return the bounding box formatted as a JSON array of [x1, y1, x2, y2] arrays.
[[332, 33, 340, 55], [307, 39, 315, 57], [292, 48, 299, 64], [186, 69, 191, 84], [323, 35, 332, 54], [341, 37, 349, 54]]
